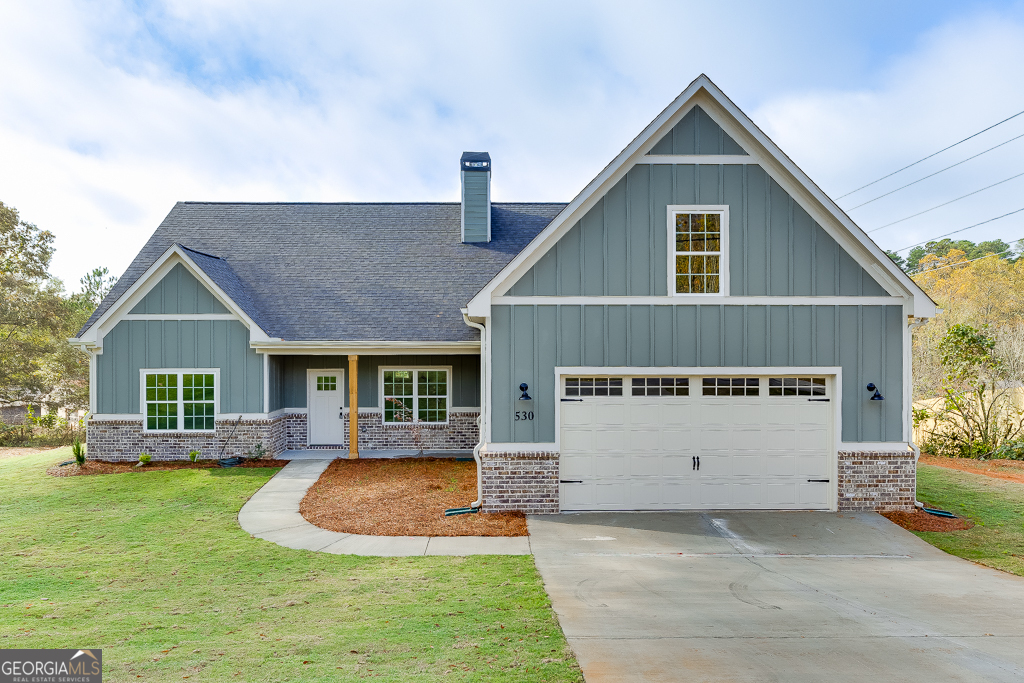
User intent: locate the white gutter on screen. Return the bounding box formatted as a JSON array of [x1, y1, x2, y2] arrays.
[[462, 311, 487, 510]]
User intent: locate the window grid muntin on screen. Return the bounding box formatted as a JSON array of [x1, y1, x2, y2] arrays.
[[565, 377, 624, 397], [316, 376, 337, 392], [702, 377, 759, 397], [674, 211, 723, 294], [631, 377, 689, 397], [382, 369, 448, 424], [144, 371, 217, 431], [768, 377, 827, 397]]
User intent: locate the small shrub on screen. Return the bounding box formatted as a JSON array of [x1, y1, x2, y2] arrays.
[[992, 440, 1024, 460], [244, 442, 267, 460], [188, 450, 201, 463], [72, 438, 86, 466], [138, 452, 152, 465]]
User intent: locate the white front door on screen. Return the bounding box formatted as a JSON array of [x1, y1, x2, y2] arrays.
[[307, 370, 346, 446], [559, 374, 834, 511]]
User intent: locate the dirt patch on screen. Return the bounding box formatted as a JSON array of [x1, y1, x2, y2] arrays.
[[920, 455, 1024, 485], [300, 458, 528, 537], [47, 459, 289, 477], [882, 509, 975, 532], [0, 447, 54, 460]]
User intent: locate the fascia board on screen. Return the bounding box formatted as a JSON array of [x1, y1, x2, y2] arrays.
[[79, 244, 274, 347], [252, 340, 481, 355], [467, 74, 935, 318], [466, 75, 713, 317]]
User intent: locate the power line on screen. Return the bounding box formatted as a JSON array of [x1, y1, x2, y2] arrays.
[[866, 171, 1024, 233], [891, 206, 1024, 253], [846, 132, 1024, 211], [837, 107, 1024, 200], [907, 246, 1018, 275]]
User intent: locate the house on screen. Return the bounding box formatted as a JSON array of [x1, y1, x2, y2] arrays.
[[71, 75, 935, 513]]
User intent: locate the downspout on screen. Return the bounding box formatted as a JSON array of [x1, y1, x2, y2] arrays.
[[462, 312, 487, 510], [907, 315, 930, 508]]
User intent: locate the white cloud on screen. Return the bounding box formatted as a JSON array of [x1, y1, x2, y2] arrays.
[[1, 1, 1022, 288]]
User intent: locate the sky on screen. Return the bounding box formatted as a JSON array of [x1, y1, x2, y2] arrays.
[[2, 0, 1024, 290]]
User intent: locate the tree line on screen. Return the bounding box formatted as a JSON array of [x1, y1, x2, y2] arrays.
[[0, 201, 115, 416]]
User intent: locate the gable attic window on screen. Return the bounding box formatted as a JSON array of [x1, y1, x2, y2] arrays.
[[668, 206, 729, 295], [141, 369, 218, 432]]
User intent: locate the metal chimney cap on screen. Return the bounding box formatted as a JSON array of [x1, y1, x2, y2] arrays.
[[460, 151, 491, 171]]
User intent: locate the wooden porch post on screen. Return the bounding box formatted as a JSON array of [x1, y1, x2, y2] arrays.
[[348, 354, 359, 459]]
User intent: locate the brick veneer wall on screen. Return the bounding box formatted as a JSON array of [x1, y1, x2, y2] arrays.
[[480, 451, 559, 514], [86, 409, 480, 460], [86, 416, 287, 462], [838, 450, 916, 511], [353, 411, 479, 450]]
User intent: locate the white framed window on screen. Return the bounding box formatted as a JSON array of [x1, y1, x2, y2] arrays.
[[140, 369, 219, 432], [667, 205, 729, 296], [380, 367, 451, 425]]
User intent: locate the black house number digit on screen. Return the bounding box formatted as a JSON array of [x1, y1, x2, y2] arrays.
[[514, 411, 535, 421]]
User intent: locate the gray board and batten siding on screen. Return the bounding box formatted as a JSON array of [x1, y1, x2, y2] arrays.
[[97, 263, 262, 415], [96, 319, 263, 415], [491, 304, 903, 445], [496, 107, 900, 445], [506, 163, 889, 297], [648, 105, 749, 156], [130, 263, 229, 314], [268, 355, 481, 412]]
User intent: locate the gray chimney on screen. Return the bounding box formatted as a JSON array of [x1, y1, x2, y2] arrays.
[[460, 152, 491, 243]]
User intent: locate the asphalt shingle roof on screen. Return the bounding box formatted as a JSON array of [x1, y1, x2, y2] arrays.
[[80, 202, 565, 342]]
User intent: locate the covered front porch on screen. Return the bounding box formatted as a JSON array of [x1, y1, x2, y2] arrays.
[[263, 351, 482, 457]]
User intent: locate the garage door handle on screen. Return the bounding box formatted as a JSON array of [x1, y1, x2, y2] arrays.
[[692, 455, 699, 471], [560, 480, 583, 484], [560, 398, 583, 402], [807, 398, 830, 402], [807, 479, 830, 483]]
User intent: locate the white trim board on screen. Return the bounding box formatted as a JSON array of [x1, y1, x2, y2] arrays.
[[638, 155, 757, 165], [121, 314, 238, 321], [253, 341, 480, 355], [492, 296, 907, 307], [465, 75, 936, 319]]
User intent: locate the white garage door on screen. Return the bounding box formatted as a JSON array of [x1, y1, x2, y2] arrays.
[[559, 374, 833, 511]]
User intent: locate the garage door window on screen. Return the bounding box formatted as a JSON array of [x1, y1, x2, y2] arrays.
[[632, 377, 689, 396], [768, 377, 827, 397], [702, 377, 759, 396], [565, 377, 623, 397]]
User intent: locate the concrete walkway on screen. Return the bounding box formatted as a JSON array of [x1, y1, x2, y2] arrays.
[[530, 511, 1024, 682], [238, 459, 531, 556]]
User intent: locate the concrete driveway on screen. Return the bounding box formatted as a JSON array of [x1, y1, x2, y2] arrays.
[[528, 511, 1024, 682]]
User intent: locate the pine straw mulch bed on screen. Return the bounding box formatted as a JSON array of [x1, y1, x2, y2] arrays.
[[881, 508, 975, 533], [47, 459, 290, 477], [300, 458, 528, 537], [919, 454, 1024, 485]]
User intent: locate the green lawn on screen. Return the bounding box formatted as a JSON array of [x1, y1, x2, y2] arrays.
[[915, 464, 1024, 577], [0, 449, 582, 682]]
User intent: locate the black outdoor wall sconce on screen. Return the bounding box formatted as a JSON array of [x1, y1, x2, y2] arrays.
[[866, 383, 885, 401], [519, 383, 532, 401]]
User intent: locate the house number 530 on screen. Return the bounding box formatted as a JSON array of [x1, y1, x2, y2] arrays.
[[514, 411, 534, 421]]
